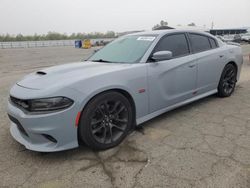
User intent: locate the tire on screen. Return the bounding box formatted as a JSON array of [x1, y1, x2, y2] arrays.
[[217, 64, 237, 97], [78, 91, 133, 150]]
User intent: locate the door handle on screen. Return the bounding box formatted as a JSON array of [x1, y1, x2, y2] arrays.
[[188, 64, 196, 68], [219, 55, 224, 58]]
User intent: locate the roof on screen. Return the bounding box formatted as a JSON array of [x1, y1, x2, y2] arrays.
[[128, 29, 213, 37]]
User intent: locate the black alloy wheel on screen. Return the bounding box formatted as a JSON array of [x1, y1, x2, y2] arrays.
[[79, 91, 133, 150], [218, 64, 237, 97]]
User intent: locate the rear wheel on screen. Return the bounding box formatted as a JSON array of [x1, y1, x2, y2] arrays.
[[218, 64, 237, 97], [79, 91, 133, 150]]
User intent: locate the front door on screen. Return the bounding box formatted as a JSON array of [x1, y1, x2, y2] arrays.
[[147, 33, 197, 113]]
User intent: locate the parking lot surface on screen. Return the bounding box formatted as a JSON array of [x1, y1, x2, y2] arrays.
[[0, 45, 250, 188]]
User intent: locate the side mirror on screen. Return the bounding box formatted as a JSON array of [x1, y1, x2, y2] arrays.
[[151, 51, 173, 61]]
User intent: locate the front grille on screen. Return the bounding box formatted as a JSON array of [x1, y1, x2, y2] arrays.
[[10, 96, 29, 111], [8, 114, 29, 137]]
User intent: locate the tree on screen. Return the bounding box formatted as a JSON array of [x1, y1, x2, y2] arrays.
[[160, 20, 168, 26], [187, 22, 196, 27], [152, 20, 168, 30], [105, 31, 115, 38], [16, 34, 24, 41], [3, 34, 12, 42], [152, 24, 160, 30], [0, 31, 117, 42]]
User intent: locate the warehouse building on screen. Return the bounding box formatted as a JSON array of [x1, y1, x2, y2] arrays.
[[210, 28, 248, 35]]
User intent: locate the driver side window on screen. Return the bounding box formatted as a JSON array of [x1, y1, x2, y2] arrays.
[[154, 34, 190, 58]]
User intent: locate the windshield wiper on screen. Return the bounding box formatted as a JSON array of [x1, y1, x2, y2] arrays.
[[91, 59, 113, 63]]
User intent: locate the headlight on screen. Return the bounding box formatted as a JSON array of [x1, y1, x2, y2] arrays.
[[28, 97, 73, 112]]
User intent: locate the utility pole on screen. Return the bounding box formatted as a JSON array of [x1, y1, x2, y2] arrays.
[[211, 21, 214, 29]]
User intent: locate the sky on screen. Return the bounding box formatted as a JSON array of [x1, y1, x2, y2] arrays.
[[0, 0, 250, 35]]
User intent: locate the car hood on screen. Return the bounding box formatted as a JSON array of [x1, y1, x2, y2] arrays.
[[17, 61, 135, 90]]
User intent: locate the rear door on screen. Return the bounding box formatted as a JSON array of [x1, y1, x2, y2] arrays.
[[188, 33, 224, 94], [147, 33, 198, 113]]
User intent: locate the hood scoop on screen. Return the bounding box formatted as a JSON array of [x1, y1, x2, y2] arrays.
[[36, 71, 47, 75]]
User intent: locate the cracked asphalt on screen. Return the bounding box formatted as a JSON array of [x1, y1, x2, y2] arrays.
[[0, 45, 250, 188]]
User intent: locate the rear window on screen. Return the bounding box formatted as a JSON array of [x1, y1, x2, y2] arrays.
[[209, 38, 218, 49], [189, 34, 211, 53]]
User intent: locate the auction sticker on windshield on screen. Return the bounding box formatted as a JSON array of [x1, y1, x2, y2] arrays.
[[137, 36, 156, 41]]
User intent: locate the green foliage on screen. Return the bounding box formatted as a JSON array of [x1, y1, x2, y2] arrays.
[[187, 22, 196, 26], [0, 31, 116, 42], [160, 20, 168, 26], [152, 20, 168, 30]]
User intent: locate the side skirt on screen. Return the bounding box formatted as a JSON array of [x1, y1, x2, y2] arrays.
[[136, 89, 217, 125]]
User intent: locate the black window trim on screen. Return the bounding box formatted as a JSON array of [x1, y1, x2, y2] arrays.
[[187, 32, 219, 54], [147, 32, 191, 62], [208, 37, 219, 49]]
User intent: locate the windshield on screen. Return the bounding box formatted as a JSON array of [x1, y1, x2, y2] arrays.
[[88, 35, 156, 63]]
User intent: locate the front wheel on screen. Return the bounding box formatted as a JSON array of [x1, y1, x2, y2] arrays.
[[78, 91, 133, 150], [218, 64, 237, 97]]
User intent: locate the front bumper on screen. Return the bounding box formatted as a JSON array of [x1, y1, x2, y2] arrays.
[[8, 102, 78, 152], [7, 85, 84, 152], [8, 101, 79, 152]]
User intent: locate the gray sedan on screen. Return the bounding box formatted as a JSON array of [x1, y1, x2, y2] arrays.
[[7, 30, 243, 151]]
